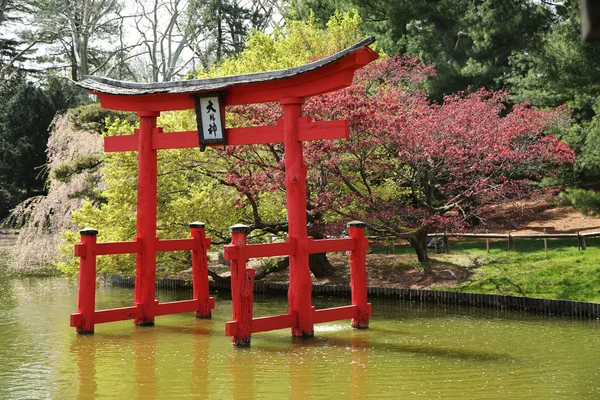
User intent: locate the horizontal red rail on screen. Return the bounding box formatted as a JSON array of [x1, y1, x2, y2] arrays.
[[225, 304, 373, 336], [251, 312, 297, 334], [155, 299, 210, 316], [75, 237, 210, 257], [71, 298, 216, 328], [156, 238, 198, 252], [95, 241, 139, 255], [70, 305, 140, 327], [104, 118, 349, 152], [223, 238, 363, 262], [225, 312, 297, 336], [94, 306, 140, 324], [308, 238, 355, 254], [244, 242, 294, 258], [313, 305, 358, 324], [224, 241, 295, 260]]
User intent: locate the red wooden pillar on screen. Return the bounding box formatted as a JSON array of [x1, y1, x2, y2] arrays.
[[229, 224, 254, 347], [348, 221, 369, 329], [190, 221, 212, 318], [75, 228, 98, 334], [134, 111, 160, 326], [281, 97, 314, 338]]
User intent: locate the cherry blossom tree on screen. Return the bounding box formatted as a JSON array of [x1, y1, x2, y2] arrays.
[[220, 55, 575, 262]]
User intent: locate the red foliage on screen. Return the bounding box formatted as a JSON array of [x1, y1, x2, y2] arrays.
[[216, 55, 575, 239]]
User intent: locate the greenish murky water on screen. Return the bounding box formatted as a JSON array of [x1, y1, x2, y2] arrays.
[[0, 277, 599, 399]]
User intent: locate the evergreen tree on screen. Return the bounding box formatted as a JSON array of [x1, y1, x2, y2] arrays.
[[288, 0, 553, 101], [508, 0, 600, 121], [187, 0, 273, 69], [0, 77, 83, 220], [0, 0, 34, 78]]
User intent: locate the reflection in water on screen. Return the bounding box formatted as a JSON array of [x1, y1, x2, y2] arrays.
[[70, 319, 217, 400], [191, 320, 214, 399], [71, 337, 97, 400], [289, 346, 311, 400], [7, 279, 600, 399], [229, 347, 255, 399], [350, 335, 369, 400], [134, 328, 157, 400]]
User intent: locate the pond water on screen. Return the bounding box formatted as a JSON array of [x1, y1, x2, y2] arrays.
[[0, 276, 599, 399]]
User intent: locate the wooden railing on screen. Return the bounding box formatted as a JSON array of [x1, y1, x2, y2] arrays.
[[70, 222, 214, 334], [427, 231, 600, 252], [223, 221, 371, 346]]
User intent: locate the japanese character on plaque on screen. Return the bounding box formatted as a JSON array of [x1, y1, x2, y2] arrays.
[[192, 93, 225, 151]]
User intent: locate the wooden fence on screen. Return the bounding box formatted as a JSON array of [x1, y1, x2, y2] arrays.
[[427, 230, 600, 253]]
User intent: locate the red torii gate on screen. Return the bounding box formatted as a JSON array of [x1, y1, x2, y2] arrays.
[[70, 38, 378, 345]]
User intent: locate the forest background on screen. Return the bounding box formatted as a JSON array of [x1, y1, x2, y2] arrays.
[[1, 0, 600, 288]]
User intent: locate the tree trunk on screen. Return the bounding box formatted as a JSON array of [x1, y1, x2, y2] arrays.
[[408, 229, 429, 262], [308, 252, 335, 278], [252, 252, 335, 280]]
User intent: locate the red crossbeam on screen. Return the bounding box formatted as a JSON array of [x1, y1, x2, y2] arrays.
[[104, 118, 349, 152], [313, 304, 372, 324], [224, 241, 295, 261], [251, 312, 297, 333], [155, 299, 215, 316], [96, 241, 139, 255], [74, 241, 140, 256], [70, 298, 216, 327], [70, 305, 139, 327], [74, 237, 209, 257], [244, 241, 295, 258], [225, 312, 297, 336], [224, 237, 360, 261], [308, 238, 354, 254], [94, 306, 140, 324], [225, 304, 373, 336]]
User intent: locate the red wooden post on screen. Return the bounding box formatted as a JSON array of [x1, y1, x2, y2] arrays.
[[190, 221, 212, 318], [229, 224, 254, 347], [348, 221, 370, 329], [134, 111, 160, 326], [281, 97, 314, 338], [76, 228, 98, 334]]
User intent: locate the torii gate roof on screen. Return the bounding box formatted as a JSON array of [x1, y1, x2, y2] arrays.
[[79, 37, 377, 112]]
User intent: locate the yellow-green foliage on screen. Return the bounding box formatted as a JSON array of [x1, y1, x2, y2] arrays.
[[60, 12, 368, 276], [197, 11, 364, 78], [58, 116, 247, 276]]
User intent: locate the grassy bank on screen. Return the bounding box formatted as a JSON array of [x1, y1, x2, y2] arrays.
[[430, 238, 600, 303], [3, 230, 599, 303]]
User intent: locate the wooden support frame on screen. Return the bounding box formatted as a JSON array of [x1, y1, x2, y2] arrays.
[[224, 221, 372, 346], [104, 118, 349, 152], [70, 224, 214, 334]]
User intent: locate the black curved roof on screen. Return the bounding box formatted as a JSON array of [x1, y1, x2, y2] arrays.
[[78, 37, 376, 96]]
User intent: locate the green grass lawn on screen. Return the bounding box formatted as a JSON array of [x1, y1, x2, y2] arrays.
[[438, 238, 600, 302], [371, 237, 600, 302]]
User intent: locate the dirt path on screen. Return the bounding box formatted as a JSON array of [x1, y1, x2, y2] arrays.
[[482, 202, 600, 234]]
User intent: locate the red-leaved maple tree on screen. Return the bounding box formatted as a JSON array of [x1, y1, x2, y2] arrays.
[[211, 55, 575, 265]]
